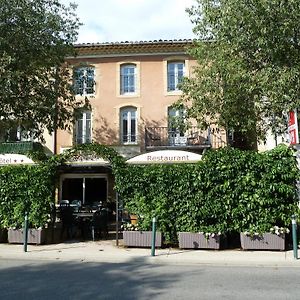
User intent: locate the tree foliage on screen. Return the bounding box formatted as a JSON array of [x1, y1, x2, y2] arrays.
[[0, 0, 83, 140], [178, 0, 300, 149], [117, 145, 299, 243]]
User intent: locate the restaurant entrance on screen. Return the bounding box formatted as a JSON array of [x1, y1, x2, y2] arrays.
[[60, 174, 108, 207]]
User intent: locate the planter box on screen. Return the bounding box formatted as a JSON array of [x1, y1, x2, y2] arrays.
[[123, 231, 162, 248], [240, 233, 285, 250], [178, 232, 222, 249], [44, 226, 62, 244], [8, 228, 48, 245], [0, 228, 8, 243]]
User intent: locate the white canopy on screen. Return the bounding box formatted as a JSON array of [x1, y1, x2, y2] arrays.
[[0, 154, 35, 165], [126, 150, 202, 164]]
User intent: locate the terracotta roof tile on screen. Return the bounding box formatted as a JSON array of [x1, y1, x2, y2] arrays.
[[74, 39, 196, 57]]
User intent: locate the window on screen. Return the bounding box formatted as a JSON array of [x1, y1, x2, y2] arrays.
[[75, 111, 92, 144], [0, 125, 33, 142], [120, 64, 136, 94], [168, 107, 187, 146], [120, 107, 137, 144], [167, 61, 185, 91], [73, 67, 95, 95]]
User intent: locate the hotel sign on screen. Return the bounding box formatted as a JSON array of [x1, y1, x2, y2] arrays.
[[66, 153, 110, 166], [126, 150, 202, 164], [0, 154, 35, 165]]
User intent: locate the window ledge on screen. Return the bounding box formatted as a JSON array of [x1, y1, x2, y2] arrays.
[[165, 90, 183, 96], [118, 93, 140, 98]]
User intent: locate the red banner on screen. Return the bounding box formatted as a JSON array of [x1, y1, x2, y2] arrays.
[[288, 110, 299, 144]]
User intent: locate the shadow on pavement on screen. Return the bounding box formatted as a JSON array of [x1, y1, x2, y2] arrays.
[[0, 257, 184, 300]]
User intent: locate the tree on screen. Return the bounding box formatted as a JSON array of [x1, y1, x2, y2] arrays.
[[0, 0, 83, 141], [177, 0, 300, 149]]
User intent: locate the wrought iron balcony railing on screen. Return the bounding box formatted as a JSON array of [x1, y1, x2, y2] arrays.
[[145, 126, 211, 150], [145, 126, 227, 150]]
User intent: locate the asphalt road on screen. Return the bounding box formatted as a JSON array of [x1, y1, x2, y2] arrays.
[[0, 258, 299, 300]]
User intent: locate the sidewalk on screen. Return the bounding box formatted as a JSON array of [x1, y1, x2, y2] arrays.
[[1, 239, 300, 267]]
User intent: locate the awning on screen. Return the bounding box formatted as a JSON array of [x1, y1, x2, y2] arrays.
[[126, 150, 202, 164]]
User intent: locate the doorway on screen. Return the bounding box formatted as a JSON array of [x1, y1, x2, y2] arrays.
[[60, 174, 108, 206]]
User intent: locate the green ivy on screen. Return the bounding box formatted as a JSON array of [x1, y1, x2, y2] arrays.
[[116, 144, 300, 243], [0, 143, 124, 229], [0, 163, 56, 229], [1, 142, 299, 242]]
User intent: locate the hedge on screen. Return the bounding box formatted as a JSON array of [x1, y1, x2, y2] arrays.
[[116, 144, 300, 243], [0, 163, 56, 229]]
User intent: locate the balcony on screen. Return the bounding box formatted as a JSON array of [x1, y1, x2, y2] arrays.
[[0, 141, 43, 154], [145, 126, 212, 151]]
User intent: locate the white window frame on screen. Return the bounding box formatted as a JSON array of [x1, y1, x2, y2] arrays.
[[120, 107, 138, 144], [75, 110, 92, 144], [120, 64, 136, 95], [167, 61, 185, 92], [73, 67, 95, 96], [168, 107, 187, 146]]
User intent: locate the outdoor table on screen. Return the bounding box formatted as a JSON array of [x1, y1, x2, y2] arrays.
[[73, 212, 94, 240], [73, 212, 94, 218]]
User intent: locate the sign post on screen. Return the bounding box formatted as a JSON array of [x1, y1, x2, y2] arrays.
[[292, 215, 298, 260], [151, 217, 157, 257], [23, 212, 29, 252]]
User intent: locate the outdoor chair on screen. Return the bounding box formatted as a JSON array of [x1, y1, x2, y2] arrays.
[[59, 199, 70, 207], [71, 200, 82, 212], [91, 209, 109, 241], [60, 205, 76, 240]]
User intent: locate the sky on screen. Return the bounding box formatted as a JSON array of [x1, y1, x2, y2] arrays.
[[60, 0, 196, 44]]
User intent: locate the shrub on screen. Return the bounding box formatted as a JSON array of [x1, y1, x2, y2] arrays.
[[116, 145, 299, 243]]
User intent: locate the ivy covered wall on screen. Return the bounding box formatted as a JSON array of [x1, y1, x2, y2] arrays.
[[0, 163, 56, 229], [116, 145, 300, 243], [0, 143, 298, 245]]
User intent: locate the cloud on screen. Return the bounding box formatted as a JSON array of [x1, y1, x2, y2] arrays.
[[60, 0, 196, 43]]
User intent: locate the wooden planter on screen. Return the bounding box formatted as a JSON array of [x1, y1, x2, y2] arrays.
[[0, 228, 8, 243], [178, 232, 222, 249], [8, 228, 48, 245], [240, 233, 285, 250], [123, 231, 162, 248]]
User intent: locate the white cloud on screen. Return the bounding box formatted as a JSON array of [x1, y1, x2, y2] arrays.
[[60, 0, 196, 43]]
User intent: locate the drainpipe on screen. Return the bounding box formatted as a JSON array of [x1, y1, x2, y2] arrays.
[[53, 127, 57, 155]]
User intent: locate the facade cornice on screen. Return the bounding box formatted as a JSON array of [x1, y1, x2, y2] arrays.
[[72, 39, 196, 58]]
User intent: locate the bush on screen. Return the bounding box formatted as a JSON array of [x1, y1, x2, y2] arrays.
[[116, 145, 299, 243], [0, 163, 56, 229]]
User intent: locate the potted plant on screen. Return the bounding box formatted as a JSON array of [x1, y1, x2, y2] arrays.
[[0, 164, 58, 244], [240, 225, 289, 251], [7, 203, 57, 245], [122, 222, 162, 248], [178, 231, 224, 249], [178, 223, 227, 250]]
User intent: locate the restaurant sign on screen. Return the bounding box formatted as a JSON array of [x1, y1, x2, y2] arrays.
[[126, 150, 202, 164], [0, 154, 35, 165]]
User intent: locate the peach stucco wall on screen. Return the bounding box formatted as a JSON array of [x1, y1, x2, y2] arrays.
[[56, 54, 197, 153]]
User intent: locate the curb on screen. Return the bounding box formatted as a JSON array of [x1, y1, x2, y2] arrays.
[[1, 241, 300, 267]]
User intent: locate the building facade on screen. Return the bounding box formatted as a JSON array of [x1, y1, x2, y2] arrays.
[[56, 39, 227, 157]]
